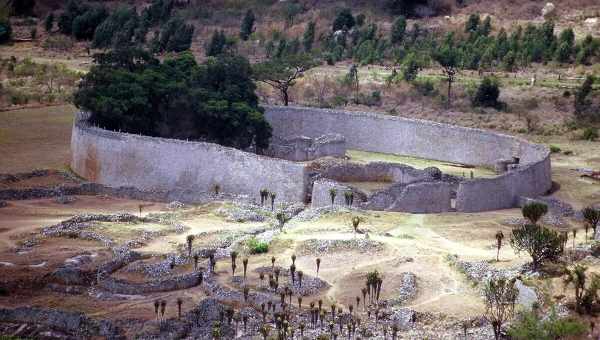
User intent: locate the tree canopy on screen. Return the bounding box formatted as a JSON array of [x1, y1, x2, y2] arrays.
[[74, 49, 272, 150]]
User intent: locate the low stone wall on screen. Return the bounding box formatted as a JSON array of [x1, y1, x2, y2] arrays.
[[71, 113, 308, 203], [0, 307, 123, 339], [319, 162, 435, 184], [389, 182, 453, 213], [267, 133, 346, 161], [311, 179, 357, 208], [98, 271, 203, 295], [265, 106, 552, 212]]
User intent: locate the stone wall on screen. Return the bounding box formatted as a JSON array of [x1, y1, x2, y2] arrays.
[[265, 106, 552, 212], [71, 113, 309, 203], [266, 133, 346, 161]]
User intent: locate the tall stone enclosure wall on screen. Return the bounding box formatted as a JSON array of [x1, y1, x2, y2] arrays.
[[71, 113, 308, 203], [264, 106, 552, 212]]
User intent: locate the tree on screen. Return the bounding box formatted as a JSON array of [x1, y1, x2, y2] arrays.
[[44, 13, 54, 33], [206, 30, 235, 57], [508, 308, 587, 340], [521, 202, 548, 224], [283, 1, 302, 27], [510, 224, 562, 270], [74, 49, 272, 151], [583, 207, 600, 239], [384, 0, 428, 17], [302, 21, 315, 52], [0, 0, 11, 44], [332, 8, 354, 31], [495, 231, 504, 261], [401, 52, 420, 82], [472, 76, 501, 108], [69, 4, 109, 40], [240, 9, 255, 41], [11, 0, 36, 17], [465, 13, 480, 34], [433, 34, 459, 108], [151, 16, 194, 53], [484, 277, 518, 340], [574, 76, 594, 119], [391, 16, 406, 45], [253, 53, 318, 106], [93, 6, 140, 49]]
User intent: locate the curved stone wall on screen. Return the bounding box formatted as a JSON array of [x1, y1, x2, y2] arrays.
[[71, 107, 551, 213], [71, 113, 308, 203], [264, 106, 552, 212]]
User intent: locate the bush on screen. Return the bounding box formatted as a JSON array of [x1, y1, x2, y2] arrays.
[[247, 237, 268, 254], [549, 145, 561, 153], [508, 308, 587, 340], [521, 202, 548, 224], [413, 78, 436, 96], [582, 127, 598, 141], [510, 223, 562, 270], [472, 76, 501, 108]]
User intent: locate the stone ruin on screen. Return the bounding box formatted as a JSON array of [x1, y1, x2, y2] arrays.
[[266, 133, 346, 162]]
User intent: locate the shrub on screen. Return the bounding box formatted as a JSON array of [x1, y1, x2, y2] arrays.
[[472, 76, 501, 108], [247, 237, 269, 254], [582, 127, 598, 141], [510, 223, 562, 270], [549, 145, 561, 153], [508, 308, 587, 340], [413, 78, 436, 96], [332, 8, 354, 31], [521, 202, 548, 224]]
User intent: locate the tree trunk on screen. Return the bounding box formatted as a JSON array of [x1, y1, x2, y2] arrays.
[[281, 88, 289, 106], [447, 78, 452, 108]]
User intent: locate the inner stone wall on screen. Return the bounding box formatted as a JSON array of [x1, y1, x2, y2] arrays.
[[265, 106, 552, 212], [71, 114, 308, 203]]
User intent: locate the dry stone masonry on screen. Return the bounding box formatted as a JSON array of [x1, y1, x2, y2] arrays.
[[71, 106, 552, 213]]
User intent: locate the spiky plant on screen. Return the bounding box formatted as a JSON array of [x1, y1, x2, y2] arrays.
[[270, 192, 276, 211], [352, 216, 361, 236], [242, 258, 249, 280], [259, 272, 265, 287], [573, 228, 578, 249], [271, 256, 276, 271], [291, 254, 296, 265], [208, 253, 215, 273], [290, 264, 296, 285], [193, 254, 199, 271], [583, 206, 600, 240], [316, 258, 321, 277], [153, 299, 160, 322], [230, 251, 238, 276], [361, 287, 367, 310], [177, 298, 183, 319], [298, 296, 303, 309], [160, 300, 166, 323], [495, 230, 504, 262], [297, 270, 303, 287], [356, 296, 360, 310], [330, 303, 336, 319], [329, 188, 337, 206], [243, 286, 250, 302], [186, 235, 195, 257], [274, 267, 281, 283]]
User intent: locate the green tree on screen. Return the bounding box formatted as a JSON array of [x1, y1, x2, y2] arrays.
[[390, 16, 406, 45], [574, 75, 594, 119], [283, 1, 302, 27], [71, 5, 109, 40], [151, 16, 194, 53], [521, 202, 548, 224], [332, 8, 354, 31], [141, 0, 174, 28], [302, 21, 315, 52], [92, 6, 139, 49], [253, 53, 318, 106], [510, 224, 562, 270], [465, 13, 480, 34], [478, 16, 492, 36], [484, 277, 518, 340], [206, 30, 234, 57], [0, 0, 11, 44], [472, 76, 501, 108], [74, 49, 272, 151], [44, 12, 54, 33], [401, 52, 420, 82], [433, 33, 460, 107], [240, 9, 255, 41], [384, 0, 427, 17], [508, 308, 587, 340], [12, 0, 36, 17]]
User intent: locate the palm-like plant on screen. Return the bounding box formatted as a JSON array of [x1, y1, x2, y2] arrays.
[[352, 216, 361, 236], [564, 264, 587, 312], [297, 270, 303, 287], [243, 286, 250, 302], [291, 254, 297, 265], [242, 258, 249, 280], [271, 256, 276, 271], [230, 251, 238, 276], [153, 299, 160, 322], [186, 235, 195, 257], [270, 192, 276, 211], [583, 207, 600, 240], [298, 296, 303, 309], [193, 254, 199, 271], [177, 298, 183, 319], [160, 300, 166, 323], [290, 264, 296, 285], [361, 287, 367, 310], [329, 188, 337, 206], [495, 231, 504, 261], [316, 258, 321, 277], [573, 228, 578, 249]]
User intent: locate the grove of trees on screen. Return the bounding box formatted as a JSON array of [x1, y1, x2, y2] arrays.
[[74, 49, 272, 151]]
